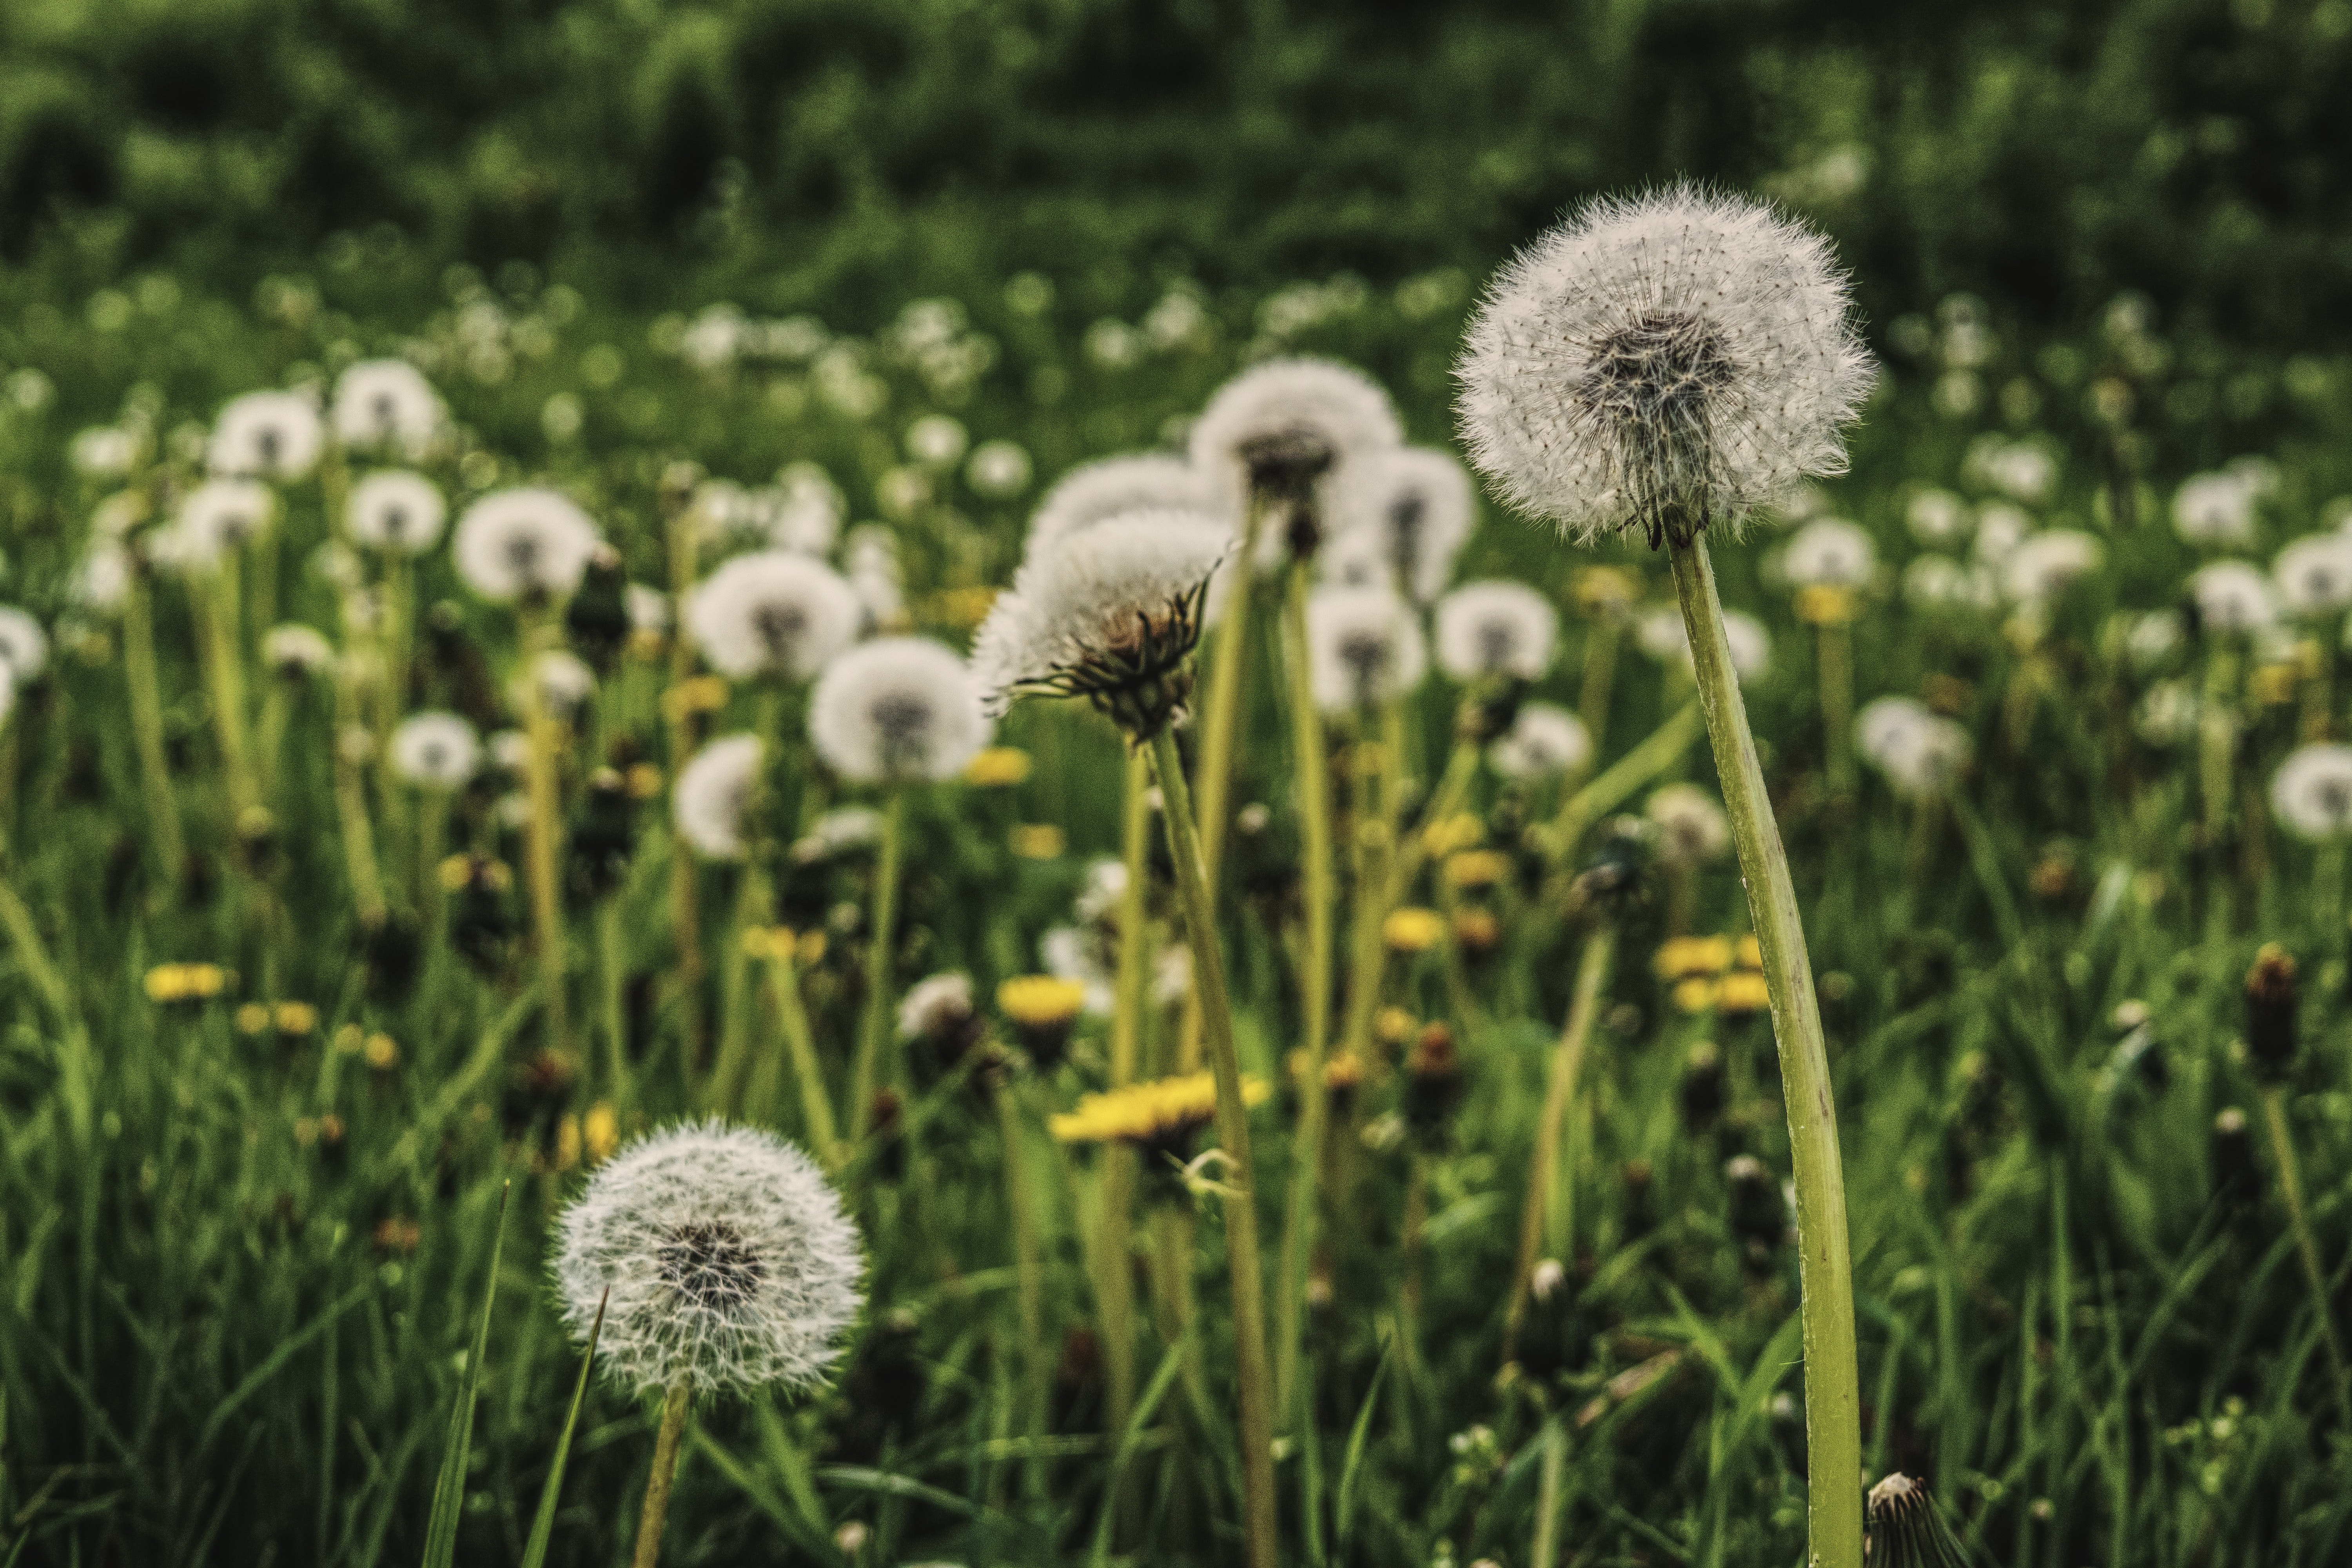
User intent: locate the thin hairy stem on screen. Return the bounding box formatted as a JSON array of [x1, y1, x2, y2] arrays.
[[849, 789, 907, 1142], [629, 1378, 694, 1568]]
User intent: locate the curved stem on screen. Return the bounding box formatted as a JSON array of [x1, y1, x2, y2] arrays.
[[630, 1377, 694, 1568], [768, 943, 842, 1168], [2259, 1085, 2352, 1425], [519, 609, 572, 1058], [1100, 748, 1151, 1461], [1503, 923, 1614, 1365], [1145, 726, 1279, 1568], [1668, 535, 1860, 1568], [1542, 700, 1705, 864], [849, 790, 907, 1142], [122, 574, 186, 893]]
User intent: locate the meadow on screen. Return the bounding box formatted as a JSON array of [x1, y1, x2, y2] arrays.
[[4, 9, 2352, 1565]]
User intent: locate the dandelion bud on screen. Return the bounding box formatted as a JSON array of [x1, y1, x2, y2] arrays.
[[566, 544, 632, 671], [1725, 1154, 1784, 1272], [1862, 1473, 1970, 1567], [2244, 944, 2299, 1083], [1621, 1158, 1655, 1240], [568, 768, 635, 901], [1403, 1023, 1465, 1142], [866, 1091, 906, 1184], [1680, 1041, 1727, 1132], [2211, 1107, 2259, 1218], [898, 972, 984, 1087]]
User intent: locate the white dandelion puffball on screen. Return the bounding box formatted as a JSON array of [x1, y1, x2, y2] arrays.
[[687, 550, 860, 681], [1635, 604, 1771, 684], [2172, 473, 2259, 548], [554, 1119, 864, 1396], [347, 470, 448, 555], [1999, 530, 2103, 605], [168, 479, 278, 570], [1316, 526, 1397, 592], [71, 425, 142, 480], [1455, 185, 1873, 548], [1647, 782, 1731, 866], [846, 528, 906, 635], [966, 439, 1033, 499], [2136, 681, 2199, 748], [2125, 610, 2184, 671], [1490, 702, 1592, 780], [808, 637, 993, 784], [2189, 561, 2279, 636], [1305, 584, 1428, 713], [1858, 701, 1971, 799], [1902, 556, 1995, 614], [1971, 503, 2031, 565], [792, 805, 882, 865], [2273, 534, 2352, 618], [1330, 446, 1475, 602], [897, 971, 976, 1042], [2271, 745, 2352, 842], [1025, 454, 1223, 560], [208, 390, 324, 482], [1434, 581, 1558, 682], [390, 711, 482, 788], [627, 583, 671, 633], [971, 510, 1233, 720], [519, 650, 598, 717], [905, 414, 969, 469], [453, 488, 601, 602], [332, 360, 445, 459], [1780, 517, 1876, 589], [771, 468, 845, 555], [1855, 695, 1933, 766], [1188, 356, 1403, 518], [72, 544, 132, 614], [1982, 443, 2056, 506], [673, 735, 765, 860], [1904, 489, 1972, 546], [0, 608, 48, 683], [261, 623, 333, 677]]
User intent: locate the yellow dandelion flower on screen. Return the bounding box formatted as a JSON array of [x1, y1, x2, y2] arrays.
[[1654, 935, 1735, 981], [1049, 1071, 1271, 1145], [625, 762, 664, 800], [1323, 1052, 1366, 1091], [334, 1022, 365, 1054], [1735, 935, 1762, 970], [1570, 565, 1638, 613], [1445, 849, 1511, 890], [274, 1001, 318, 1036], [583, 1102, 620, 1162], [185, 964, 228, 999], [1383, 907, 1446, 954], [661, 674, 731, 723], [965, 746, 1033, 788], [1419, 812, 1485, 859], [438, 853, 475, 891], [236, 1002, 271, 1035], [1011, 824, 1066, 860], [796, 930, 828, 965], [1673, 976, 1722, 1014], [998, 975, 1088, 1028], [554, 1114, 583, 1171], [628, 627, 667, 662], [933, 585, 1000, 631], [363, 1032, 400, 1070], [1794, 583, 1858, 626], [1717, 972, 1771, 1013], [2250, 662, 2298, 706], [741, 926, 796, 962], [1375, 1006, 1419, 1047], [1453, 907, 1501, 953]]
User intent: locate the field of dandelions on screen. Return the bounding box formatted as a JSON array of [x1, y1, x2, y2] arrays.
[[7, 189, 2352, 1568]]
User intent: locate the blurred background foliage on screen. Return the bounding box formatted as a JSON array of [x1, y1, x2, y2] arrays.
[[3, 0, 2352, 342]]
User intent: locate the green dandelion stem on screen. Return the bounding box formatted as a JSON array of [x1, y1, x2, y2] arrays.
[[1669, 532, 1862, 1568], [1100, 746, 1152, 1461], [1504, 920, 1614, 1365], [629, 1377, 694, 1568], [1542, 699, 1706, 864], [2258, 1084, 2352, 1425], [1146, 723, 1280, 1568], [519, 606, 573, 1058], [123, 572, 186, 891], [849, 788, 907, 1143]]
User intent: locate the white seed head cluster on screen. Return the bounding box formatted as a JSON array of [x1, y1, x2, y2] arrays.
[[554, 1119, 864, 1397], [1025, 454, 1225, 560], [2272, 534, 2352, 617], [1188, 356, 1402, 519], [1853, 696, 1971, 799], [687, 550, 861, 681], [0, 607, 49, 684], [1328, 446, 1475, 603], [331, 360, 446, 459], [969, 510, 1232, 721], [347, 470, 448, 555], [1904, 489, 1972, 546], [390, 711, 482, 788], [453, 488, 601, 602], [1780, 517, 1876, 589], [897, 971, 976, 1042], [2189, 560, 2279, 636], [1433, 581, 1558, 682], [1647, 782, 1731, 866], [2271, 744, 2352, 842], [2172, 472, 2259, 548], [1902, 556, 1996, 614], [163, 478, 278, 571], [208, 390, 325, 482], [519, 650, 597, 717], [1636, 604, 1771, 684], [1489, 702, 1592, 780], [673, 734, 765, 860], [1998, 530, 2103, 606], [261, 623, 334, 677], [1305, 584, 1428, 713], [1455, 185, 1873, 548], [808, 636, 992, 784]]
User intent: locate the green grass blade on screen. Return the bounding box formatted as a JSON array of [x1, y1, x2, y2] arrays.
[[1332, 1333, 1392, 1560], [195, 1279, 373, 1455], [1086, 1338, 1187, 1567], [421, 1180, 512, 1568], [518, 1286, 605, 1568]]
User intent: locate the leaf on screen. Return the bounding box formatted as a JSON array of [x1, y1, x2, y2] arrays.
[[421, 1180, 512, 1568], [1087, 1340, 1187, 1568], [195, 1279, 374, 1455], [1333, 1334, 1393, 1559], [519, 1287, 605, 1568]]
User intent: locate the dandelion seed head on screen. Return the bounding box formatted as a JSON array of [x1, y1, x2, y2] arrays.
[[332, 360, 445, 460], [1856, 698, 1970, 799], [1489, 701, 1592, 780], [554, 1119, 864, 1396], [1901, 555, 1996, 614], [1904, 489, 1972, 546], [208, 390, 324, 482], [1328, 446, 1474, 601], [2272, 534, 2352, 618], [1026, 455, 1224, 561], [1433, 581, 1557, 682], [686, 550, 861, 681], [1456, 185, 1872, 549], [453, 488, 601, 603], [2189, 560, 2279, 636], [390, 711, 482, 788], [1189, 357, 1402, 522], [1780, 517, 1875, 589], [808, 636, 992, 784], [1999, 530, 2103, 605], [164, 478, 278, 571], [518, 650, 597, 717], [0, 607, 49, 683], [260, 623, 332, 677], [1647, 782, 1731, 866], [2172, 472, 2259, 548], [2271, 744, 2352, 842], [674, 734, 764, 860], [897, 971, 976, 1042], [347, 470, 448, 555], [1305, 584, 1427, 713]]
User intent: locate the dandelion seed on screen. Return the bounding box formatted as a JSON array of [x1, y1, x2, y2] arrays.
[[1305, 584, 1428, 713], [1433, 581, 1557, 683], [164, 479, 277, 570], [261, 623, 333, 678], [208, 390, 324, 482], [1330, 446, 1475, 602], [1455, 185, 1871, 548], [2270, 745, 2352, 842], [453, 488, 601, 603], [390, 711, 482, 788], [331, 360, 445, 459], [673, 735, 765, 860], [808, 637, 992, 784], [347, 470, 448, 555], [1647, 783, 1731, 866], [553, 1119, 864, 1396], [1489, 702, 1592, 779], [686, 550, 860, 681]]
